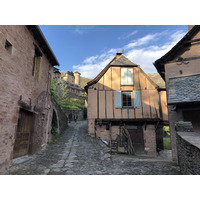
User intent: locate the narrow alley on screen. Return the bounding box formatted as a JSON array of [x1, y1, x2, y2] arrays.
[[1, 121, 181, 175]]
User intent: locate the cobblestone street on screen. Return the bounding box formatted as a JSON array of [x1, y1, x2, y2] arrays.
[[1, 120, 181, 175]]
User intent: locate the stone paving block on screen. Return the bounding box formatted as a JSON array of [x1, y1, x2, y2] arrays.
[[1, 121, 181, 175], [51, 160, 65, 168]]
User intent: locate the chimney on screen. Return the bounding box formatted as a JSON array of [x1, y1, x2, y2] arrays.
[[188, 25, 195, 31], [74, 71, 81, 86]]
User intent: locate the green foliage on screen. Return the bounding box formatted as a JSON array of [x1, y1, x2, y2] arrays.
[[163, 126, 170, 136], [51, 79, 69, 103], [51, 125, 57, 135], [163, 137, 171, 150], [51, 79, 86, 110]]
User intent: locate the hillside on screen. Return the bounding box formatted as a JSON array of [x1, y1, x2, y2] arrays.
[[80, 77, 91, 89]]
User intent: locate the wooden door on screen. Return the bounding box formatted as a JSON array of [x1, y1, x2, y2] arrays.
[[128, 126, 144, 154], [13, 109, 33, 158]]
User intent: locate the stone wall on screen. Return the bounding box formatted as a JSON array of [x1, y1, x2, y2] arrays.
[[0, 26, 55, 168], [143, 125, 157, 156], [94, 123, 157, 156], [51, 97, 68, 135], [64, 109, 84, 121], [176, 121, 200, 174]]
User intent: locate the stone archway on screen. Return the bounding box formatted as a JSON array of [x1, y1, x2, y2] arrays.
[[51, 109, 60, 135]]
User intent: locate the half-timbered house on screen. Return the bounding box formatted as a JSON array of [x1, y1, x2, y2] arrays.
[[85, 52, 168, 156]]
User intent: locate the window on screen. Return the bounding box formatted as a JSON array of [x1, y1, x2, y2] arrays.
[[121, 68, 133, 85], [5, 40, 12, 53], [115, 90, 140, 109], [122, 92, 132, 107], [32, 45, 42, 79]]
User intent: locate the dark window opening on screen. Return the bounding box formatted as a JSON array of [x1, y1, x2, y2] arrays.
[[32, 46, 42, 79], [122, 92, 132, 107], [5, 40, 12, 53]]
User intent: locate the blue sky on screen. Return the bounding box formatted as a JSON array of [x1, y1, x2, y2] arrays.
[[40, 25, 188, 79]]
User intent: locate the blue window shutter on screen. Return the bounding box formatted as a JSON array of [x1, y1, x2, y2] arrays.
[[133, 90, 140, 108], [115, 91, 122, 108]]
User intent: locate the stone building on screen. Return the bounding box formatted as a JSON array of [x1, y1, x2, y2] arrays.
[[0, 25, 59, 168], [154, 25, 200, 161], [85, 52, 168, 156], [62, 71, 82, 95]]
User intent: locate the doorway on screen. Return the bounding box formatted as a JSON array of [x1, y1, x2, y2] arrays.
[[13, 109, 34, 158], [127, 126, 144, 154]]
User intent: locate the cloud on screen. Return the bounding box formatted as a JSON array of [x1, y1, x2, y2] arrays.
[[83, 56, 98, 64], [73, 25, 95, 35], [73, 30, 186, 78], [118, 30, 138, 40], [73, 53, 115, 78], [124, 31, 168, 50]]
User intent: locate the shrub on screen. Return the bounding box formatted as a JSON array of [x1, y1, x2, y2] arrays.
[[51, 125, 57, 135]]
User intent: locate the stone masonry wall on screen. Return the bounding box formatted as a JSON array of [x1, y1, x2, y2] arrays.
[[143, 124, 157, 156], [95, 125, 119, 141], [176, 121, 200, 174], [64, 109, 83, 121], [0, 26, 54, 168], [52, 97, 68, 134]]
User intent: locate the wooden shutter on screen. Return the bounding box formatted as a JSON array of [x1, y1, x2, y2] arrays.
[[127, 68, 133, 85], [121, 68, 127, 85], [133, 90, 140, 108], [121, 68, 133, 85], [115, 91, 122, 108]]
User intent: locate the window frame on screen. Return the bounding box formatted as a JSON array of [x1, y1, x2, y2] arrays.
[[32, 44, 42, 79], [122, 91, 133, 108]]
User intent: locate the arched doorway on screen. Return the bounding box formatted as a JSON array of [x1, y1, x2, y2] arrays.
[[51, 109, 59, 135]]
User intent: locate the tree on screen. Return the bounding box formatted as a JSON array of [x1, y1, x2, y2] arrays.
[[51, 79, 69, 103]]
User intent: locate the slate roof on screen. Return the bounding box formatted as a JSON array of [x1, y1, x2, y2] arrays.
[[110, 54, 138, 66], [62, 80, 82, 90], [147, 73, 166, 89], [168, 74, 200, 104]]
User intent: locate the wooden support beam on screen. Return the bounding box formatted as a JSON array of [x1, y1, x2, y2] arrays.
[[155, 120, 160, 132], [144, 121, 147, 130]]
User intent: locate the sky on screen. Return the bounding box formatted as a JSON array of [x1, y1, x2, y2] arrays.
[[39, 25, 188, 79]]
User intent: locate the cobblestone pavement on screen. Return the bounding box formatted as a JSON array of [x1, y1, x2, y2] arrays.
[[0, 120, 181, 175]]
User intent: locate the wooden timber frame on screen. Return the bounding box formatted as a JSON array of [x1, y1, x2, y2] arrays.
[[95, 119, 167, 154]]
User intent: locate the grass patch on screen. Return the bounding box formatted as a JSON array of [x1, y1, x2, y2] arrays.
[[163, 137, 171, 150], [57, 98, 86, 110]]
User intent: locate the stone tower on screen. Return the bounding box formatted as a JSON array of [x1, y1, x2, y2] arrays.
[[63, 71, 75, 83], [74, 71, 81, 86]]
